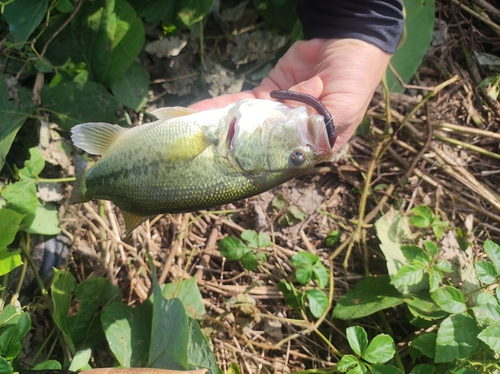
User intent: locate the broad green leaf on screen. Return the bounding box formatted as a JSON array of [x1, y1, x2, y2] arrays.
[[390, 264, 424, 290], [385, 0, 435, 92], [333, 276, 404, 320], [428, 268, 442, 292], [472, 304, 500, 326], [278, 281, 303, 311], [423, 240, 439, 258], [338, 354, 358, 372], [257, 232, 271, 247], [0, 74, 38, 170], [218, 236, 249, 260], [177, 0, 213, 28], [475, 261, 497, 285], [56, 0, 75, 13], [253, 0, 298, 30], [67, 277, 121, 349], [241, 230, 259, 248], [40, 81, 122, 130], [325, 230, 341, 247], [295, 265, 312, 284], [162, 278, 205, 318], [401, 245, 430, 264], [430, 286, 466, 314], [411, 333, 436, 359], [410, 205, 433, 227], [291, 252, 317, 266], [32, 360, 62, 370], [68, 348, 91, 372], [477, 322, 500, 354], [19, 147, 45, 178], [0, 357, 13, 374], [410, 364, 436, 374], [241, 251, 258, 271], [370, 364, 404, 374], [2, 0, 48, 43], [362, 334, 395, 364], [0, 208, 24, 249], [476, 292, 498, 306], [187, 318, 219, 374], [51, 269, 77, 353], [128, 0, 176, 24], [101, 301, 151, 367], [41, 0, 145, 88], [0, 250, 22, 277], [272, 194, 286, 211], [405, 293, 447, 321], [432, 220, 447, 239], [306, 289, 328, 318], [288, 205, 306, 221], [435, 314, 480, 363], [312, 262, 329, 289], [484, 239, 500, 274], [111, 62, 149, 111], [1, 179, 37, 227], [346, 326, 368, 356], [23, 203, 61, 235], [434, 259, 453, 273], [149, 261, 189, 370]]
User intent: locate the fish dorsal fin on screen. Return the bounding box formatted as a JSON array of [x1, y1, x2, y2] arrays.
[[71, 122, 126, 155], [121, 210, 154, 236], [150, 106, 198, 120]]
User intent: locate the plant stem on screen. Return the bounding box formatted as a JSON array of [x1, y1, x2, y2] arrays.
[[37, 177, 76, 183], [21, 232, 47, 296]]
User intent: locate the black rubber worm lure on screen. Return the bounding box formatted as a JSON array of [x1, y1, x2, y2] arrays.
[[270, 90, 337, 149]]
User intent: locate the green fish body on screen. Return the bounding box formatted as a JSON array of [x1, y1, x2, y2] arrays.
[[70, 99, 333, 234]]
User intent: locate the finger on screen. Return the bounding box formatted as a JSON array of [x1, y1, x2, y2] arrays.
[[188, 91, 256, 110], [287, 76, 323, 98]]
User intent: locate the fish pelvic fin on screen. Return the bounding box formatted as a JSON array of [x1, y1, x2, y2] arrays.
[[122, 210, 154, 236], [71, 122, 126, 155], [150, 106, 198, 120], [69, 155, 90, 204]]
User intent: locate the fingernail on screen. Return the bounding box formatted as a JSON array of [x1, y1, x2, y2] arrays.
[[301, 77, 321, 92]]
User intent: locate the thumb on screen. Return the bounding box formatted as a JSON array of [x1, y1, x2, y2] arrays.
[[287, 76, 323, 98]]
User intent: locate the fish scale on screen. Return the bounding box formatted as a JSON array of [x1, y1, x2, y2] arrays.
[[70, 98, 332, 235]]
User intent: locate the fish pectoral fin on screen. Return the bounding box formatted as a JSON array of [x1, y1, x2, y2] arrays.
[[150, 106, 198, 120], [122, 210, 154, 236], [165, 129, 218, 162], [72, 122, 126, 155]]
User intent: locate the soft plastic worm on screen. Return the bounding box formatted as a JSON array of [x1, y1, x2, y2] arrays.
[[270, 90, 337, 148]]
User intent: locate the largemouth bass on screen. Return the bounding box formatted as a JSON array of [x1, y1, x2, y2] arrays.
[[70, 93, 334, 234]]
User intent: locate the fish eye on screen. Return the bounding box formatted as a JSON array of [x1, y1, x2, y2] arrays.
[[290, 149, 306, 166]]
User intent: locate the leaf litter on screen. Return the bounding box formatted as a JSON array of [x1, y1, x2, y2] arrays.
[[9, 0, 500, 372]]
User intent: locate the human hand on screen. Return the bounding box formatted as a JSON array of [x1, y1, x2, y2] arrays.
[[190, 38, 391, 154]]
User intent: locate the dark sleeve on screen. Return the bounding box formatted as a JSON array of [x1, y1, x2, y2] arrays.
[[296, 0, 404, 54]]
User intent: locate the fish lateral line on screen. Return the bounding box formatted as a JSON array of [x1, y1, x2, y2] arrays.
[[270, 90, 336, 148]]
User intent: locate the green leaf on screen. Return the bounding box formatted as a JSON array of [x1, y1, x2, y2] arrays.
[[253, 0, 299, 30], [295, 265, 312, 284], [41, 0, 145, 88], [475, 261, 497, 285], [411, 333, 436, 359], [362, 334, 395, 364], [2, 0, 48, 43], [306, 289, 328, 318], [410, 364, 436, 374], [257, 232, 271, 248], [401, 245, 430, 264], [0, 250, 23, 277], [162, 278, 205, 318], [0, 74, 38, 170], [272, 194, 286, 211], [187, 318, 219, 374], [288, 205, 306, 221], [390, 264, 424, 289], [51, 269, 77, 353], [337, 354, 359, 372], [1, 178, 36, 224], [423, 240, 439, 258], [177, 0, 213, 28], [430, 286, 466, 314], [333, 276, 404, 320], [111, 61, 149, 111], [434, 260, 453, 273], [291, 252, 317, 266], [241, 230, 259, 249], [432, 220, 447, 239], [23, 203, 61, 235], [19, 147, 45, 178], [56, 0, 75, 13], [312, 262, 329, 289], [149, 261, 189, 370], [477, 321, 500, 354], [405, 293, 447, 321], [40, 81, 122, 130], [32, 360, 62, 370], [476, 292, 498, 306], [67, 277, 121, 349], [278, 281, 303, 311], [0, 357, 13, 374], [428, 268, 442, 293], [472, 304, 500, 326], [68, 348, 91, 372], [325, 230, 341, 247], [218, 236, 249, 260], [484, 239, 500, 274], [346, 326, 368, 356], [410, 205, 433, 228], [0, 208, 24, 249], [370, 364, 404, 374], [241, 251, 258, 271], [435, 314, 480, 363], [128, 0, 176, 24], [385, 0, 435, 92], [101, 301, 151, 367]]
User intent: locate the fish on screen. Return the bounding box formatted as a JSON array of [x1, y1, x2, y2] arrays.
[[69, 91, 335, 235]]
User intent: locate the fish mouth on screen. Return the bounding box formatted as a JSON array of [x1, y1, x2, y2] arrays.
[[226, 116, 237, 149]]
